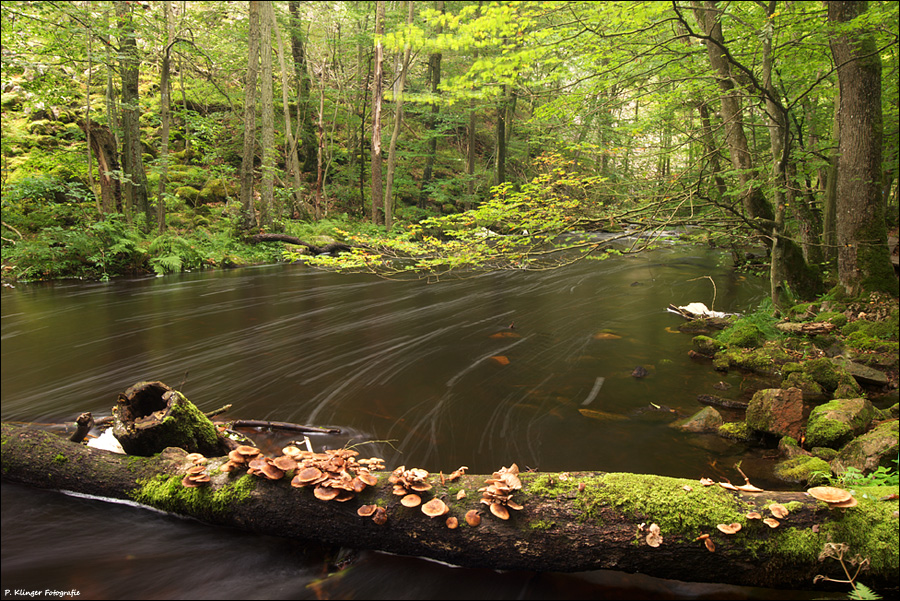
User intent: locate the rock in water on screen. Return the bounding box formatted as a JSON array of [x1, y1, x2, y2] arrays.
[[631, 366, 649, 379]]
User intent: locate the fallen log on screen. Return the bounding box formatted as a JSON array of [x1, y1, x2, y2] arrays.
[[2, 422, 897, 593], [250, 233, 352, 255]]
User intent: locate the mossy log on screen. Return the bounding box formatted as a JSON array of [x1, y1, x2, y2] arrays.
[[1, 422, 897, 593], [112, 381, 230, 457]]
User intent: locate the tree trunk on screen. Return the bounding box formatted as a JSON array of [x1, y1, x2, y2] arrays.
[[157, 0, 174, 235], [240, 1, 262, 230], [273, 7, 311, 220], [78, 120, 122, 214], [496, 84, 508, 186], [259, 1, 276, 229], [288, 0, 318, 176], [420, 1, 444, 209], [116, 1, 151, 230], [827, 1, 898, 296], [384, 2, 414, 231], [371, 1, 385, 226], [2, 421, 896, 593]]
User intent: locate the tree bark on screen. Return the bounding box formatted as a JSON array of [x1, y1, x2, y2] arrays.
[[384, 1, 414, 231], [420, 1, 444, 209], [371, 1, 385, 226], [827, 1, 897, 296], [116, 1, 151, 230], [78, 120, 122, 214], [2, 421, 896, 593], [240, 1, 262, 230], [259, 1, 276, 229]]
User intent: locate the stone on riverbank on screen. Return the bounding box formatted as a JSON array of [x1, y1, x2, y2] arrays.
[[805, 398, 878, 449]]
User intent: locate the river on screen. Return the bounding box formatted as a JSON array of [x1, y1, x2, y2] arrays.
[[1, 245, 830, 599]]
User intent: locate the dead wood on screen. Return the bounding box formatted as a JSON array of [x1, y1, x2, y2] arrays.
[[2, 421, 897, 593]]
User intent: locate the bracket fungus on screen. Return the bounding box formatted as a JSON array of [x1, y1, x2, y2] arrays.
[[389, 466, 433, 497], [807, 486, 858, 508], [769, 503, 789, 519], [716, 523, 741, 535], [422, 498, 450, 518], [479, 464, 524, 520], [644, 523, 663, 547]]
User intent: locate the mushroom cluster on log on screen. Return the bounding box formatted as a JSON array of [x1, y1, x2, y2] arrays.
[[3, 421, 897, 594]]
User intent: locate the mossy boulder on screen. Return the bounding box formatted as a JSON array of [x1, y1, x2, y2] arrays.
[[831, 420, 899, 476], [672, 406, 723, 433], [805, 398, 878, 449], [717, 421, 757, 442], [782, 358, 843, 392], [712, 347, 779, 375], [773, 455, 832, 486], [780, 371, 826, 402], [777, 436, 811, 459], [196, 178, 237, 204], [692, 335, 725, 356], [175, 186, 202, 206], [717, 322, 766, 348], [745, 388, 805, 440]]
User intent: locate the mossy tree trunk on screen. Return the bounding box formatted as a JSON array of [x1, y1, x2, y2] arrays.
[[2, 422, 896, 593], [827, 1, 898, 296]]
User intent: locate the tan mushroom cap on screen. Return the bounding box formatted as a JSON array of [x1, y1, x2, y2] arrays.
[[236, 445, 261, 456], [358, 472, 379, 487], [358, 504, 378, 517], [446, 516, 459, 529], [314, 485, 340, 501], [769, 503, 789, 519], [763, 517, 780, 528], [422, 498, 450, 518], [807, 486, 853, 504], [401, 493, 422, 508], [465, 510, 482, 527], [745, 511, 762, 519], [829, 495, 858, 508], [489, 502, 510, 520], [716, 523, 741, 535], [272, 455, 298, 471]]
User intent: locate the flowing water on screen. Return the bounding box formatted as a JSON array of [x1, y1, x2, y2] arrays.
[[1, 244, 828, 599]]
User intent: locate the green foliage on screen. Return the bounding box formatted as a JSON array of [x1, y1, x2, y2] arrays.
[[3, 214, 145, 281], [716, 299, 782, 347], [286, 154, 610, 279]]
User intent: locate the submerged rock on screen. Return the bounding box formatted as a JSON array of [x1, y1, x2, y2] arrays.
[[672, 406, 723, 433]]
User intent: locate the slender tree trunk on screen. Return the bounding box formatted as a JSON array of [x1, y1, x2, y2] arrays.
[[496, 84, 508, 186], [273, 7, 311, 219], [384, 2, 414, 231], [3, 421, 897, 594], [827, 1, 896, 295], [157, 0, 174, 235], [371, 1, 385, 226], [258, 1, 276, 229], [83, 9, 99, 215], [116, 1, 151, 230], [240, 2, 262, 230], [288, 1, 317, 176], [420, 0, 444, 208]]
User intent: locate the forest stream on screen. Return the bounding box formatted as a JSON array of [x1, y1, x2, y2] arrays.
[[1, 245, 842, 599]]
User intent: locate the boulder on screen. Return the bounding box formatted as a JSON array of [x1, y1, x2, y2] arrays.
[[672, 406, 723, 433], [745, 388, 805, 440], [805, 398, 878, 449], [831, 420, 899, 475]]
